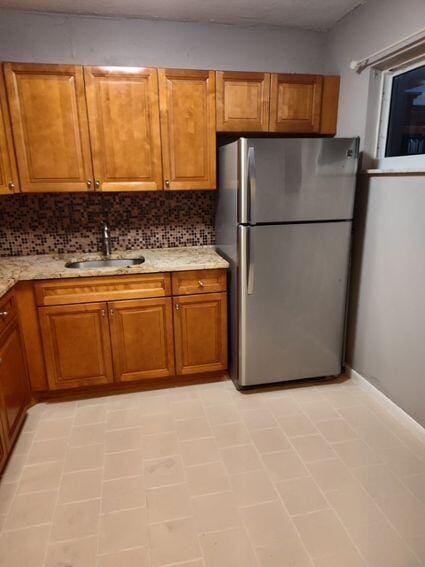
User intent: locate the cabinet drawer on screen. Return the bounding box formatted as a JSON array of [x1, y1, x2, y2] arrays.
[[35, 274, 171, 306], [172, 269, 227, 296], [0, 292, 17, 335]]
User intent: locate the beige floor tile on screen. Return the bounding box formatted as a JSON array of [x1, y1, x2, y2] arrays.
[[351, 521, 421, 567], [176, 417, 212, 441], [264, 396, 303, 417], [180, 437, 219, 466], [291, 434, 336, 462], [104, 449, 144, 480], [139, 395, 170, 416], [220, 444, 262, 474], [170, 399, 205, 420], [212, 422, 250, 448], [262, 450, 309, 482], [59, 468, 102, 503], [199, 527, 257, 567], [1, 453, 27, 482], [51, 499, 100, 542], [18, 461, 63, 493], [315, 418, 357, 443], [26, 438, 68, 465], [142, 431, 180, 460], [307, 458, 358, 492], [45, 535, 97, 567], [407, 536, 425, 564], [204, 403, 240, 426], [240, 500, 296, 547], [140, 413, 175, 436], [375, 489, 425, 539], [255, 541, 312, 567], [0, 482, 17, 516], [353, 463, 406, 500], [74, 404, 107, 426], [12, 431, 35, 455], [403, 472, 425, 503], [40, 401, 76, 420], [147, 483, 192, 524], [313, 549, 367, 567], [251, 427, 292, 453], [106, 393, 140, 411], [242, 408, 277, 430], [277, 413, 318, 437], [69, 422, 107, 447], [5, 489, 57, 529], [97, 547, 150, 567], [300, 400, 340, 422], [193, 491, 240, 532], [332, 439, 381, 468], [99, 507, 148, 555], [149, 517, 201, 566], [327, 484, 386, 532], [186, 461, 230, 496], [102, 475, 146, 513], [0, 524, 50, 567], [105, 427, 142, 453], [34, 417, 73, 441], [377, 443, 425, 477], [230, 469, 277, 506], [144, 455, 185, 488], [198, 386, 233, 406], [276, 477, 328, 515], [106, 408, 142, 430], [356, 421, 400, 450], [293, 509, 353, 559], [64, 443, 105, 473]]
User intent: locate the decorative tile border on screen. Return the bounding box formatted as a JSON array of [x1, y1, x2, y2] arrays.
[[0, 191, 216, 256]]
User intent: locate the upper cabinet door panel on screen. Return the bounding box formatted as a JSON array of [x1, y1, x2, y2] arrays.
[[4, 63, 93, 193], [159, 69, 216, 190], [216, 71, 270, 132], [319, 76, 340, 135], [84, 66, 163, 192], [269, 74, 323, 133], [0, 71, 19, 195]]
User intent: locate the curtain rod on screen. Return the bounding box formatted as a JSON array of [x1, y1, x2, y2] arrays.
[[350, 27, 425, 73]]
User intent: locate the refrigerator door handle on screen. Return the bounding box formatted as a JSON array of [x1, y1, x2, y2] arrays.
[[247, 146, 257, 224], [239, 141, 256, 224], [247, 227, 255, 295]]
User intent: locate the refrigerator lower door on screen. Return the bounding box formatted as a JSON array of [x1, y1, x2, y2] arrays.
[[238, 222, 351, 387]]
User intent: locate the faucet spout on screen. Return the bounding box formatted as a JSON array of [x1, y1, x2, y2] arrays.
[[102, 223, 112, 257]]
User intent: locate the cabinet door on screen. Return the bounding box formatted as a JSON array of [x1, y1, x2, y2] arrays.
[[158, 69, 216, 190], [269, 74, 323, 133], [84, 66, 163, 192], [0, 320, 29, 445], [4, 63, 93, 192], [109, 298, 175, 382], [39, 302, 114, 390], [319, 76, 340, 135], [0, 71, 19, 195], [173, 293, 227, 375], [216, 71, 270, 132]]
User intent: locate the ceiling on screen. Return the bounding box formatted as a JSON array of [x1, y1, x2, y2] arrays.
[[0, 0, 366, 31]]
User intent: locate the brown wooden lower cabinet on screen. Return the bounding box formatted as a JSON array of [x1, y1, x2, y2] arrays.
[[109, 297, 175, 382], [173, 292, 227, 375], [0, 317, 30, 447], [39, 302, 115, 390]]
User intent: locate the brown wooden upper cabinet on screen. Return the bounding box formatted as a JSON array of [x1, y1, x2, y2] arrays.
[[0, 71, 19, 195], [158, 68, 216, 190], [269, 73, 323, 133], [4, 63, 94, 193], [84, 66, 163, 192], [216, 71, 270, 132]]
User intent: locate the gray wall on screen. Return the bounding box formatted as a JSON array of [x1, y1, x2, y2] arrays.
[[0, 10, 326, 72], [326, 0, 425, 426]]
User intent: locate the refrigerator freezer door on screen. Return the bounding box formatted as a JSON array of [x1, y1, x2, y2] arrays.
[[238, 222, 351, 386], [239, 137, 359, 224]]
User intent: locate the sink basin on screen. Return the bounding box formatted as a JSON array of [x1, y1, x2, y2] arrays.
[[65, 257, 145, 269]]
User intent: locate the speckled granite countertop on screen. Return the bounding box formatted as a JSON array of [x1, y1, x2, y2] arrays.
[[0, 246, 229, 299]]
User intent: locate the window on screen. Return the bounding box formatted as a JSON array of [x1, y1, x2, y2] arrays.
[[385, 64, 425, 157]]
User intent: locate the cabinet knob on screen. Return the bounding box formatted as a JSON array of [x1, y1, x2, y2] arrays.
[[101, 309, 106, 317], [0, 311, 8, 318], [87, 180, 92, 189], [95, 180, 101, 189], [8, 181, 15, 191], [165, 179, 170, 188], [110, 308, 114, 316], [175, 303, 180, 311], [198, 280, 205, 288]]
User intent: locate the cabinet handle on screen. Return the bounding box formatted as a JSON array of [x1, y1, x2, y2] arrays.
[[198, 280, 205, 288], [95, 180, 101, 189], [0, 311, 8, 318], [8, 181, 15, 191], [165, 179, 170, 188], [101, 309, 106, 317], [110, 308, 114, 316], [87, 180, 92, 189], [175, 303, 180, 311]]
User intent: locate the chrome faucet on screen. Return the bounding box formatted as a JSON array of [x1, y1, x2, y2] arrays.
[[101, 223, 112, 256]]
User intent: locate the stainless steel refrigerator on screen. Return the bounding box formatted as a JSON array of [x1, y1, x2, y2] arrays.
[[215, 137, 359, 388]]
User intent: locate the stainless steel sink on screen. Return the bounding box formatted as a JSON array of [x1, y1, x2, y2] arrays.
[[65, 257, 145, 269]]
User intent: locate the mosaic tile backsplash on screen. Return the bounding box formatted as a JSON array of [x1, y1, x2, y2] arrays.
[[0, 191, 216, 257]]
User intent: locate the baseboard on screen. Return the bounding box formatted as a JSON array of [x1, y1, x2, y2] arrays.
[[345, 366, 425, 442]]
